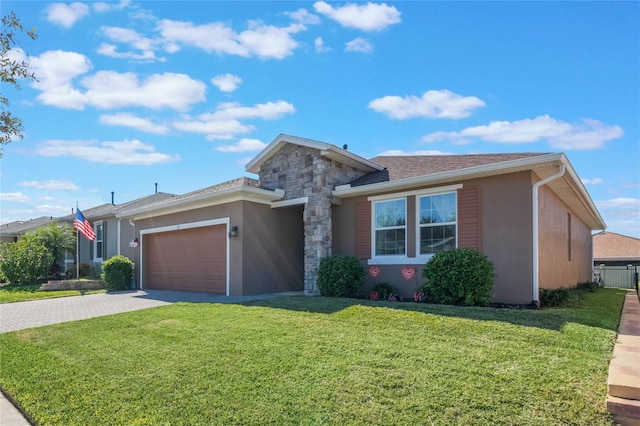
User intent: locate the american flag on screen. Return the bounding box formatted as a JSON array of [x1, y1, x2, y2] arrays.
[[74, 208, 96, 241]]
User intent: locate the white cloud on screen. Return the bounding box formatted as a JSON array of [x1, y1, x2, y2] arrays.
[[99, 113, 170, 134], [36, 139, 180, 165], [81, 71, 205, 110], [174, 100, 295, 140], [29, 50, 92, 110], [216, 138, 267, 153], [582, 177, 603, 185], [31, 52, 204, 111], [369, 89, 486, 120], [157, 19, 302, 60], [92, 0, 130, 12], [98, 26, 160, 61], [597, 197, 640, 238], [314, 37, 331, 53], [422, 115, 624, 150], [0, 192, 29, 203], [215, 101, 295, 120], [19, 180, 80, 191], [313, 1, 401, 31], [212, 73, 242, 92], [345, 37, 373, 53], [286, 8, 321, 25], [46, 2, 90, 28]]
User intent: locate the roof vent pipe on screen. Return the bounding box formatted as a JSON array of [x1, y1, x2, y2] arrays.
[[532, 163, 566, 305], [111, 191, 115, 205], [155, 183, 158, 194]]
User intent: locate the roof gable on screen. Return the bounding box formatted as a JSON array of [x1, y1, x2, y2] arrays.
[[245, 133, 384, 174]]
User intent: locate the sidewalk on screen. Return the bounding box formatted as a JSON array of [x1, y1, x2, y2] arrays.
[[606, 290, 640, 425]]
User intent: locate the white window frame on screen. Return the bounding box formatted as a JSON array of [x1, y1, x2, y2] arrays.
[[93, 220, 104, 262], [367, 184, 462, 265], [416, 190, 458, 263], [371, 197, 407, 262]]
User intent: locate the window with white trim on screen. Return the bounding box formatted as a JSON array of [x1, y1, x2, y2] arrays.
[[418, 192, 457, 255], [94, 221, 104, 261], [373, 198, 406, 256]]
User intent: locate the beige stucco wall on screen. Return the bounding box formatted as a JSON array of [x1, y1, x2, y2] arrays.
[[133, 200, 304, 296], [538, 184, 593, 290]]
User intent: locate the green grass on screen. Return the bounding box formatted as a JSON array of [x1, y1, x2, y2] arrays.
[[0, 288, 626, 425], [0, 283, 106, 303]]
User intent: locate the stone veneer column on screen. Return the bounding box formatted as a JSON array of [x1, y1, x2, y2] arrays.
[[259, 144, 367, 295], [303, 159, 333, 295]]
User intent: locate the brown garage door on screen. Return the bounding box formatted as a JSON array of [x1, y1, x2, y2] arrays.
[[144, 225, 227, 293]]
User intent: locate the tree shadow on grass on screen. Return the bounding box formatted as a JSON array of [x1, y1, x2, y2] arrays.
[[240, 288, 628, 333]]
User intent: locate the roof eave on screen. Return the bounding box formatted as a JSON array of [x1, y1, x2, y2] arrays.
[[117, 186, 284, 220], [333, 152, 606, 231]]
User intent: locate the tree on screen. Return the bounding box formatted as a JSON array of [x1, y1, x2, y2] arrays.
[[1, 11, 37, 155], [34, 222, 77, 279]]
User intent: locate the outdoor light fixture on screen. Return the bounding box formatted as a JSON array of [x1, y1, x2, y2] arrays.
[[228, 226, 239, 238], [129, 237, 139, 248]]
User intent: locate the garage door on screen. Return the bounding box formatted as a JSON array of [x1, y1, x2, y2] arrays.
[[144, 225, 227, 293]]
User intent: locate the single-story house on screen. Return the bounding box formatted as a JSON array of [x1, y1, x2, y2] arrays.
[[593, 231, 640, 267], [114, 134, 606, 305], [65, 192, 176, 271], [0, 217, 58, 243]]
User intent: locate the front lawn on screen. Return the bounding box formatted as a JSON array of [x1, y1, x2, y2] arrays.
[[0, 288, 626, 425], [0, 283, 105, 303]]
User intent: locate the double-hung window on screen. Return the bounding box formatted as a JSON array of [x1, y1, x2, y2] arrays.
[[374, 199, 406, 256], [94, 221, 104, 262], [418, 192, 457, 255]]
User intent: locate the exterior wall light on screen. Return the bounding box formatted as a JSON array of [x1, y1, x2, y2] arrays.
[[228, 226, 239, 238]]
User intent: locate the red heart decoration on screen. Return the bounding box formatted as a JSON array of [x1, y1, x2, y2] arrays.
[[401, 266, 415, 281], [369, 266, 380, 278]]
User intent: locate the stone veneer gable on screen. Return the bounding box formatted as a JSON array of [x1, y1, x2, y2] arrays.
[[258, 143, 368, 294]]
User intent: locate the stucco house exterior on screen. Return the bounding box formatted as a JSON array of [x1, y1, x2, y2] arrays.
[[114, 134, 606, 305]]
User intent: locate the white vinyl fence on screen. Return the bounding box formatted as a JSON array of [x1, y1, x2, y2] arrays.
[[594, 265, 639, 289]]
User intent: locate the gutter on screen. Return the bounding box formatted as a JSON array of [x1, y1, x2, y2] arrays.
[[532, 163, 566, 305]]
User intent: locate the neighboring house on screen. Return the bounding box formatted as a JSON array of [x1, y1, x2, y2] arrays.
[[593, 231, 640, 267], [60, 193, 176, 272], [116, 134, 605, 305], [0, 217, 58, 243]]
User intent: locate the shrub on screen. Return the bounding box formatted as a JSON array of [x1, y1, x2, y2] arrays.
[[422, 248, 495, 306], [540, 288, 571, 307], [371, 283, 397, 300], [78, 263, 94, 278], [101, 255, 134, 291], [317, 254, 364, 298], [0, 235, 53, 285]]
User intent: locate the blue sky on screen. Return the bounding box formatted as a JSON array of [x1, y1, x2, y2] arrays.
[[2, 1, 639, 238]]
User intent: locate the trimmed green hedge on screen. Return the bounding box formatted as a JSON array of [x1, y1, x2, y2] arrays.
[[317, 254, 364, 298], [101, 255, 134, 291]]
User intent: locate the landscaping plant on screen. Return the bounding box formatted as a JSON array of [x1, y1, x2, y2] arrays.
[[101, 255, 134, 291], [0, 234, 53, 285], [422, 247, 495, 306], [316, 254, 364, 297]]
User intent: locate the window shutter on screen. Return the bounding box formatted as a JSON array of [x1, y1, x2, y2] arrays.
[[355, 200, 371, 260], [457, 187, 481, 250]]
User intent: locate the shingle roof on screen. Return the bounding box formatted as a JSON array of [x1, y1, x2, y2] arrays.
[[117, 177, 260, 215], [0, 216, 57, 236], [593, 231, 640, 261], [350, 153, 550, 186]]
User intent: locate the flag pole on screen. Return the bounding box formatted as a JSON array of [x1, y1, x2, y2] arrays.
[[75, 204, 79, 280]]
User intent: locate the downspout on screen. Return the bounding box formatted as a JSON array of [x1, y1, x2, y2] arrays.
[[532, 163, 565, 305]]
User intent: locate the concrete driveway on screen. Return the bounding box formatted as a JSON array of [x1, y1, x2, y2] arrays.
[[0, 290, 300, 334]]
